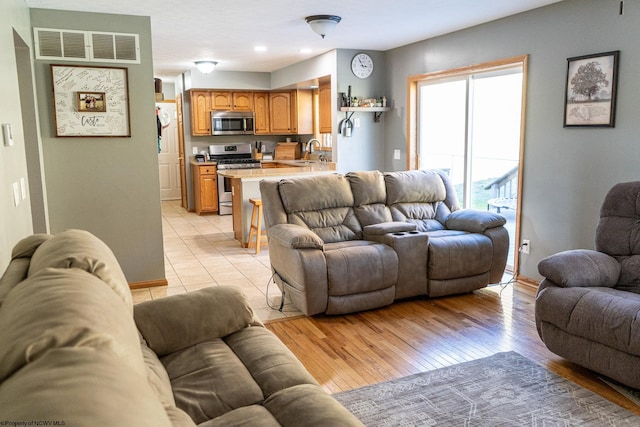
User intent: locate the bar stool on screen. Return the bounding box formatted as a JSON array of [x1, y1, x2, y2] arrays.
[[247, 198, 268, 254]]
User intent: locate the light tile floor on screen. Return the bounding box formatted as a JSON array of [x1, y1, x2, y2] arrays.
[[131, 200, 302, 321]]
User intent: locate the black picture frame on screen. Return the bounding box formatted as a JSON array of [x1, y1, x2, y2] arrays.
[[564, 51, 619, 127]]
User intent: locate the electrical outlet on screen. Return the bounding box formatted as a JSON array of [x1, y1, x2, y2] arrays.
[[520, 239, 530, 254]]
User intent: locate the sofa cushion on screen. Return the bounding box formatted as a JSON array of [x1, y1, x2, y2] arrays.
[[347, 170, 393, 226], [135, 286, 257, 357], [537, 249, 621, 288], [427, 232, 493, 279], [0, 268, 146, 382], [616, 254, 640, 293], [0, 348, 174, 426], [27, 229, 132, 310], [162, 339, 265, 424], [384, 170, 450, 231], [278, 175, 361, 243], [163, 327, 318, 425], [596, 180, 640, 256], [536, 286, 640, 355], [324, 241, 398, 296]]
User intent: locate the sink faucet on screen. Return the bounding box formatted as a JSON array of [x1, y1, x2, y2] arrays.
[[307, 138, 321, 153]]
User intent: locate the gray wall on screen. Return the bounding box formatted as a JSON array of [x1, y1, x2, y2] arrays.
[[334, 49, 386, 172], [0, 0, 35, 273], [384, 0, 639, 280], [30, 9, 165, 284]]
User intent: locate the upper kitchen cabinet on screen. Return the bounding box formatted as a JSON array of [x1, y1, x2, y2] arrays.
[[318, 81, 332, 133], [254, 92, 270, 135], [210, 91, 254, 111], [291, 89, 313, 135], [190, 90, 212, 136], [232, 92, 254, 111], [210, 91, 232, 110], [269, 92, 292, 134]]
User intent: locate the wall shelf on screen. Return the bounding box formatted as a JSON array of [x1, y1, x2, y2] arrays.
[[340, 106, 391, 123]]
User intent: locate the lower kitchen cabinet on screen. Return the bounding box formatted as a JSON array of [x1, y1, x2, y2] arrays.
[[192, 163, 218, 214]]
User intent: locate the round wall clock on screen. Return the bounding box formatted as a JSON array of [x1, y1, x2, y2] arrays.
[[351, 53, 374, 79]]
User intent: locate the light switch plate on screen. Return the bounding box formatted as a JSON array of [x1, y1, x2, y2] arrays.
[[20, 177, 27, 200], [12, 182, 20, 206], [393, 149, 401, 160], [2, 124, 14, 147]]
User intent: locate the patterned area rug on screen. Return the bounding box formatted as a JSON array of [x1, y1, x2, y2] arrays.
[[334, 351, 638, 426]]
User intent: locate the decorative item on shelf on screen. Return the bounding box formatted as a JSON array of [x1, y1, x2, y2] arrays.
[[194, 61, 217, 74], [305, 15, 341, 39]]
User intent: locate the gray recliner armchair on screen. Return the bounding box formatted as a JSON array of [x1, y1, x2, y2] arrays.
[[535, 181, 640, 389]]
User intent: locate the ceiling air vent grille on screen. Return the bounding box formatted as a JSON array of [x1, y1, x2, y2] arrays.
[[34, 28, 140, 64]]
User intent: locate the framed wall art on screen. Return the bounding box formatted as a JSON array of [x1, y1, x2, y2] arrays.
[[564, 51, 619, 127], [51, 64, 131, 137]]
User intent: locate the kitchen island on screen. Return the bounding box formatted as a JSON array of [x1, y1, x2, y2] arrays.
[[218, 161, 336, 246]]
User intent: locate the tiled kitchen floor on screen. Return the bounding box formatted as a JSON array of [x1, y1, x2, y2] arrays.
[[130, 200, 302, 321]]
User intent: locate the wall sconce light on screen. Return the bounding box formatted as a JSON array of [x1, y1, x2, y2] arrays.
[[305, 15, 341, 39], [194, 61, 217, 74]]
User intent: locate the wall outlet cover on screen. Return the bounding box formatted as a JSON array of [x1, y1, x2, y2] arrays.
[[393, 149, 401, 160]]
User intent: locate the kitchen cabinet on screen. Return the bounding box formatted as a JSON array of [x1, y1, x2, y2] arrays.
[[291, 89, 313, 135], [190, 90, 212, 136], [318, 82, 332, 133], [269, 92, 292, 134], [232, 92, 253, 111], [210, 91, 232, 110], [192, 163, 218, 214], [253, 92, 270, 134]]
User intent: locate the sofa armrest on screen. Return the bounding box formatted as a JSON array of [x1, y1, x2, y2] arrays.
[[445, 209, 506, 233], [134, 286, 260, 357], [537, 249, 620, 288], [268, 223, 324, 250], [363, 221, 417, 236]]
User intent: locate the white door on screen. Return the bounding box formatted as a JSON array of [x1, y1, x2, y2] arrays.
[[157, 102, 181, 200]]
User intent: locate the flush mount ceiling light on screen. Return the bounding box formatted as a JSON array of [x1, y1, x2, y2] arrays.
[[305, 15, 341, 39], [194, 61, 217, 74]]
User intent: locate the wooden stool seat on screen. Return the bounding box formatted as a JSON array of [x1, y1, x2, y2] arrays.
[[247, 198, 268, 254]]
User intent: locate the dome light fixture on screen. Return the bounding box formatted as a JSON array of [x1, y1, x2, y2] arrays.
[[305, 15, 341, 39], [194, 61, 217, 74]]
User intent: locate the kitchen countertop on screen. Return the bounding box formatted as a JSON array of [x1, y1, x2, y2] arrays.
[[217, 162, 336, 180]]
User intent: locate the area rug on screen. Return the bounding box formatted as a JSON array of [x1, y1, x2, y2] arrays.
[[334, 351, 638, 426]]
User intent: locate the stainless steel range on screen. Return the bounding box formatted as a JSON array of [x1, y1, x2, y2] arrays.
[[209, 144, 261, 215]]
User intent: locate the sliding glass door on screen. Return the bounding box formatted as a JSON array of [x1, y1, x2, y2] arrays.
[[417, 66, 523, 270]]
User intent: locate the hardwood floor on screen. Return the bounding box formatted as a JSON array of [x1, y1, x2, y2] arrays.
[[266, 282, 640, 415]]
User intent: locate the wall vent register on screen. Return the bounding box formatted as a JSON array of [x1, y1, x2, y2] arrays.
[[33, 28, 140, 64]]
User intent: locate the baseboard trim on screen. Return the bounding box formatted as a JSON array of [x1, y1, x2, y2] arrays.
[[129, 278, 168, 289], [515, 275, 539, 288]]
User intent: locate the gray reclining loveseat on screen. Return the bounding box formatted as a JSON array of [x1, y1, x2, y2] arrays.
[[260, 169, 509, 315]]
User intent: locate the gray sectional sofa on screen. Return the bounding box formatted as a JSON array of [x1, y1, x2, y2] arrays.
[[0, 229, 362, 426], [536, 181, 640, 389], [260, 169, 509, 316]]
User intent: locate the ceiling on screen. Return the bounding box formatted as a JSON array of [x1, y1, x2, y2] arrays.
[[25, 0, 563, 82]]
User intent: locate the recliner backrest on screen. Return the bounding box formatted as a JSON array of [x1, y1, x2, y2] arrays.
[[384, 170, 456, 232], [277, 174, 362, 243], [346, 170, 393, 226], [596, 181, 640, 292]]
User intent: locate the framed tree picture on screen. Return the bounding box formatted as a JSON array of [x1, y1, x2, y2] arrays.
[[51, 64, 131, 137], [564, 51, 619, 127]]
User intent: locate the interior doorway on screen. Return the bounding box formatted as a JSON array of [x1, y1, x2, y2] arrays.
[[157, 101, 181, 201], [407, 56, 527, 274]]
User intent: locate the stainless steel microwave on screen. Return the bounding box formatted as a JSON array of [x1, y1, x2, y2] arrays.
[[211, 111, 255, 135]]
